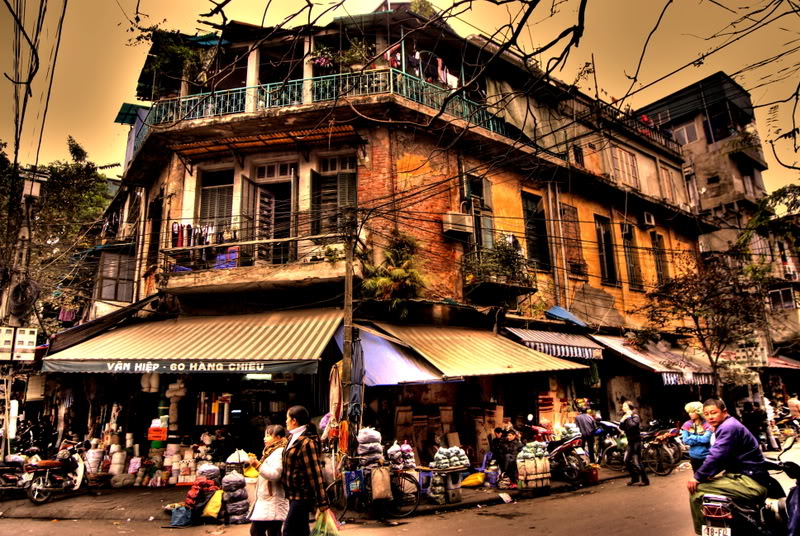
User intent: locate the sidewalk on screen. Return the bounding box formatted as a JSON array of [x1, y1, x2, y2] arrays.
[[0, 466, 631, 523]]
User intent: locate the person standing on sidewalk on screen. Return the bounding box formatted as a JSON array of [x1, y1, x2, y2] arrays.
[[680, 401, 712, 472], [575, 406, 598, 463], [619, 401, 649, 487], [249, 425, 289, 536], [282, 406, 328, 536]]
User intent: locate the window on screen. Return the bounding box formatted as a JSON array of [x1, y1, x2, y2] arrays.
[[522, 193, 550, 270], [778, 241, 788, 264], [311, 155, 357, 235], [654, 110, 671, 127], [560, 204, 586, 276], [96, 252, 135, 302], [594, 215, 618, 284], [743, 174, 755, 198], [769, 288, 796, 310], [572, 145, 585, 167], [467, 174, 494, 250], [671, 123, 698, 146], [685, 173, 700, 207], [622, 225, 643, 290], [199, 169, 234, 230], [659, 166, 677, 202], [706, 175, 720, 185], [650, 232, 670, 285], [611, 146, 639, 188], [256, 162, 298, 181], [126, 190, 142, 224]]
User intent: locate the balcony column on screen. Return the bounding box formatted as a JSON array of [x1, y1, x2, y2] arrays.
[[303, 34, 314, 105], [246, 45, 261, 113]]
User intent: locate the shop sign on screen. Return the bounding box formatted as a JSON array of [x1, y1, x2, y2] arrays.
[[42, 358, 319, 374], [147, 427, 168, 441]]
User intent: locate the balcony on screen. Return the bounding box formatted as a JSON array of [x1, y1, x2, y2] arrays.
[[133, 69, 564, 160], [595, 102, 682, 154], [462, 247, 538, 306]]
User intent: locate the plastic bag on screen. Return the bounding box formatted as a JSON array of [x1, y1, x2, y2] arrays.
[[223, 488, 248, 503], [226, 449, 250, 463], [370, 466, 392, 500], [201, 489, 223, 519], [222, 471, 246, 491], [310, 509, 340, 536], [226, 499, 250, 516], [461, 472, 486, 488], [357, 427, 381, 444], [197, 463, 220, 482], [170, 505, 192, 527]]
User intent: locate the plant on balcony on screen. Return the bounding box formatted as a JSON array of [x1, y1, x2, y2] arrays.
[[360, 231, 425, 317], [310, 43, 338, 69], [339, 38, 374, 70], [463, 238, 531, 286]]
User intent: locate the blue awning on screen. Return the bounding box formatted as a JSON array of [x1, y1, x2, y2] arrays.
[[544, 306, 588, 327], [335, 326, 446, 386]]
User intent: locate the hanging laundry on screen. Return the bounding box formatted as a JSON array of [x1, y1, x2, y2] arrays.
[[176, 224, 184, 247], [185, 224, 193, 247], [171, 222, 180, 248], [58, 307, 78, 322]]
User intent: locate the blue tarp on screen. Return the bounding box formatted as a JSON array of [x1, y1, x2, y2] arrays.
[[544, 306, 588, 327]]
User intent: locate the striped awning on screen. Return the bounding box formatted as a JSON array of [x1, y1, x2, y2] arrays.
[[591, 335, 714, 386], [764, 356, 800, 370], [43, 308, 342, 374], [505, 328, 603, 359], [374, 324, 587, 378]]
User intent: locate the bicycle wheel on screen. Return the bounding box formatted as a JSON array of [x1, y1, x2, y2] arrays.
[[645, 445, 675, 476], [326, 479, 349, 520], [602, 447, 626, 472], [386, 473, 420, 518]]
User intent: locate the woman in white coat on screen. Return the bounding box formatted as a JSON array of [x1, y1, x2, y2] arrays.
[[249, 425, 289, 536]]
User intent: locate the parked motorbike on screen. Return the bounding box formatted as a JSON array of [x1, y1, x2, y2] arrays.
[[646, 418, 684, 463], [0, 448, 39, 500], [23, 439, 93, 505], [640, 429, 679, 476], [597, 420, 626, 472], [700, 437, 799, 536], [523, 423, 588, 483]]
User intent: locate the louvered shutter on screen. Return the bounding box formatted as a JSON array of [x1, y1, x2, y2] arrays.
[[559, 203, 585, 269]]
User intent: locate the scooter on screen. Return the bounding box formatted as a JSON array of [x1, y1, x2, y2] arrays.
[[0, 448, 41, 500], [23, 440, 92, 505], [597, 420, 626, 472], [700, 437, 799, 536], [547, 436, 588, 483]]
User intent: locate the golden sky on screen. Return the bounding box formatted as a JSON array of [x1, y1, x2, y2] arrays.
[[1, 0, 798, 191]]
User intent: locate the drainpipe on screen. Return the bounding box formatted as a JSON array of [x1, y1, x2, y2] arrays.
[[546, 181, 561, 306]]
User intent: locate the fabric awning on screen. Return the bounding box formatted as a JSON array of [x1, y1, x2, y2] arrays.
[[43, 308, 342, 374], [591, 335, 714, 386], [764, 356, 800, 370], [505, 328, 603, 359], [374, 323, 587, 378], [544, 306, 588, 327], [335, 327, 446, 386]]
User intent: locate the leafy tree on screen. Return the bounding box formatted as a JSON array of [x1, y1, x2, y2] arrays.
[[636, 254, 770, 396], [0, 138, 112, 332]]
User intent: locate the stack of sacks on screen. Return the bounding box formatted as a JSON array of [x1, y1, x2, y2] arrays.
[[400, 442, 416, 469], [356, 427, 384, 468], [221, 471, 250, 524], [86, 448, 104, 473], [165, 381, 187, 431], [517, 441, 548, 460], [428, 474, 446, 504], [109, 444, 127, 475], [111, 473, 136, 488], [197, 463, 221, 484], [386, 441, 403, 471], [429, 447, 469, 470], [184, 478, 219, 515]]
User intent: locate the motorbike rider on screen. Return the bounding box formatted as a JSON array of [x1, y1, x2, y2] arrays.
[[619, 401, 649, 487], [687, 398, 769, 535]]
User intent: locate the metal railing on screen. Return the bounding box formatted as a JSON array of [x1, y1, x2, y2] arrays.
[[133, 69, 571, 158]]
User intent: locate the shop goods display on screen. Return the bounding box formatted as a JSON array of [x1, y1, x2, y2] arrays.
[[356, 427, 384, 468], [555, 424, 581, 441], [515, 456, 551, 489], [517, 441, 548, 459], [429, 447, 469, 470], [221, 471, 250, 523], [427, 474, 446, 505], [386, 440, 417, 471]]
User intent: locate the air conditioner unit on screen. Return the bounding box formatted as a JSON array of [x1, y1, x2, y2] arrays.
[[641, 211, 656, 228], [442, 212, 474, 238]]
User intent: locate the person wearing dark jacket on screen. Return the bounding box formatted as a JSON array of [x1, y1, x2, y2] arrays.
[[502, 430, 522, 488], [619, 401, 649, 487], [687, 399, 768, 535], [575, 407, 598, 463], [282, 406, 329, 536]]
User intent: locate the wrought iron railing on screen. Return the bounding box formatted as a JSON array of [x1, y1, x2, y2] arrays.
[[132, 69, 574, 159]]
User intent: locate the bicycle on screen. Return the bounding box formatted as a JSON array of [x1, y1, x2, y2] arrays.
[[642, 438, 678, 476], [326, 453, 421, 520]]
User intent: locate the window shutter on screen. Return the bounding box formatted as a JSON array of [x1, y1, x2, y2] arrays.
[[311, 170, 322, 235], [559, 203, 584, 268], [522, 193, 550, 269], [337, 172, 357, 208], [482, 177, 493, 210], [481, 214, 495, 249]]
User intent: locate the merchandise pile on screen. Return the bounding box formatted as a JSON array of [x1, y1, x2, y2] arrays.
[[517, 441, 548, 460], [221, 471, 250, 524], [555, 423, 581, 441], [428, 474, 447, 505], [429, 447, 469, 470], [356, 427, 384, 468], [386, 441, 416, 470]]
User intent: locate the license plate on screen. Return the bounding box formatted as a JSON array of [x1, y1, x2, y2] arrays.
[[701, 526, 731, 536], [574, 448, 585, 455]]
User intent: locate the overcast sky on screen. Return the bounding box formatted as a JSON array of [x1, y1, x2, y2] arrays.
[[1, 0, 797, 191]]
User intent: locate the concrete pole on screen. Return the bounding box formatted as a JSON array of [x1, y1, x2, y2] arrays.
[[246, 45, 261, 113]]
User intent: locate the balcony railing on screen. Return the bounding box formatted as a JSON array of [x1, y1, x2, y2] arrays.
[[132, 69, 565, 159], [595, 102, 681, 153]]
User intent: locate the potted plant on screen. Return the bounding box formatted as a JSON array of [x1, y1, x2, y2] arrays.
[[310, 43, 338, 70], [340, 38, 374, 71]]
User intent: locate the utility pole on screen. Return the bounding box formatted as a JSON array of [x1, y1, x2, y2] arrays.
[[342, 207, 355, 386]]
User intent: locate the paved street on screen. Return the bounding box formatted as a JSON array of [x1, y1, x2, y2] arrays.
[[2, 448, 798, 536]]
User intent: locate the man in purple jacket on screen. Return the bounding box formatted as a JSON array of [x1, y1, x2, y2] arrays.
[[687, 398, 769, 534]]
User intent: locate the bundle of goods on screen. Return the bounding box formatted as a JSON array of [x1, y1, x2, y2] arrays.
[[386, 441, 417, 471], [555, 424, 580, 441], [429, 447, 469, 470], [356, 427, 384, 468], [428, 474, 446, 504], [165, 381, 187, 432], [515, 442, 550, 489], [221, 471, 250, 524], [184, 477, 220, 523]]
